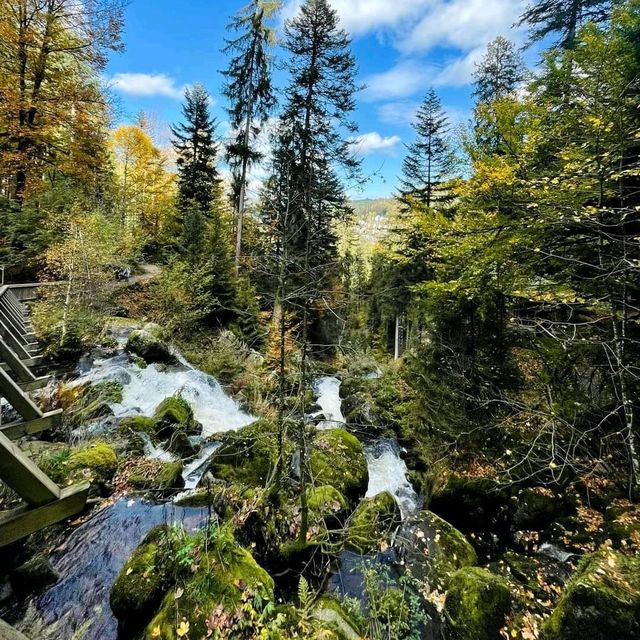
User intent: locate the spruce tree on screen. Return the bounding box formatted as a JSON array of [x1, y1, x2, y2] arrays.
[[171, 84, 219, 218], [473, 36, 525, 104], [222, 0, 278, 273], [398, 88, 455, 210], [519, 0, 616, 49]]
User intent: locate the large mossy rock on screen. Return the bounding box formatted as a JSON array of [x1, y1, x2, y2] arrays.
[[144, 540, 274, 639], [63, 380, 123, 427], [67, 441, 118, 480], [346, 492, 401, 554], [604, 501, 640, 547], [512, 486, 569, 531], [153, 395, 198, 436], [400, 510, 477, 589], [208, 420, 279, 487], [309, 429, 368, 501], [540, 547, 640, 640], [444, 567, 511, 640], [110, 526, 169, 627], [126, 324, 175, 365], [312, 596, 362, 640], [128, 459, 184, 492]]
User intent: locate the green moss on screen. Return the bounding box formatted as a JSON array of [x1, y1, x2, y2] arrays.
[[129, 461, 184, 491], [153, 395, 193, 425], [208, 420, 280, 487], [309, 429, 368, 500], [604, 502, 640, 545], [110, 526, 169, 623], [127, 326, 175, 364], [346, 492, 401, 554], [119, 415, 157, 436], [308, 485, 348, 513], [68, 442, 118, 478], [313, 596, 362, 640], [403, 510, 477, 589], [540, 547, 640, 640], [444, 567, 511, 640], [144, 537, 274, 639]]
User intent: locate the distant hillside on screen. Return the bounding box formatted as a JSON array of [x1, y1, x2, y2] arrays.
[[346, 198, 399, 252]]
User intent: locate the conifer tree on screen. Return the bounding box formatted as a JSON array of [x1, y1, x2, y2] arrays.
[[519, 0, 616, 49], [398, 89, 455, 210], [473, 36, 525, 104], [171, 84, 219, 218], [222, 0, 279, 273]]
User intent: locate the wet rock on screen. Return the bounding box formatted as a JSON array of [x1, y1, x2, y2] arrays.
[[540, 547, 640, 640], [166, 430, 198, 459], [144, 531, 274, 639], [512, 486, 570, 531], [0, 619, 30, 640], [208, 420, 281, 487], [153, 395, 199, 437], [398, 510, 477, 589], [67, 441, 118, 481], [346, 492, 401, 554], [110, 526, 169, 631], [444, 567, 511, 640], [128, 460, 184, 492], [312, 596, 362, 640], [309, 429, 368, 501], [11, 556, 59, 598], [429, 474, 510, 535], [126, 324, 175, 365], [604, 500, 640, 547]]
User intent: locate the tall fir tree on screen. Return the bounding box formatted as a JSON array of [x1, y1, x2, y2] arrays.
[[519, 0, 617, 49], [398, 88, 455, 210], [272, 0, 360, 281], [222, 0, 279, 273], [171, 84, 219, 223], [473, 36, 525, 104]]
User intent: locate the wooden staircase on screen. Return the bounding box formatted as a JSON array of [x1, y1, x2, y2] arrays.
[[0, 284, 89, 547]]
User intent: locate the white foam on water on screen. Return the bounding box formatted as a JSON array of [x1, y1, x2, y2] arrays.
[[364, 439, 420, 520], [312, 376, 345, 429], [71, 352, 255, 437], [182, 441, 223, 490]]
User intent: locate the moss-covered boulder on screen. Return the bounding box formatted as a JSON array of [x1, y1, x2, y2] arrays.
[[153, 395, 199, 437], [346, 492, 401, 554], [512, 486, 569, 531], [540, 547, 640, 640], [119, 415, 157, 437], [110, 526, 169, 627], [444, 567, 511, 640], [68, 441, 118, 480], [144, 535, 274, 639], [126, 324, 175, 365], [208, 420, 279, 487], [400, 510, 477, 589], [604, 501, 640, 547], [312, 596, 362, 640], [128, 459, 184, 492], [309, 429, 368, 501], [430, 474, 509, 533]]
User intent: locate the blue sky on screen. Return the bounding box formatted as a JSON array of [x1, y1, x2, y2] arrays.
[[105, 0, 537, 199]]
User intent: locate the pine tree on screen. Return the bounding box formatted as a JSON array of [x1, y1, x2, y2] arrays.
[[222, 0, 279, 273], [398, 89, 455, 210], [473, 36, 525, 104], [171, 84, 219, 218], [519, 0, 616, 49]]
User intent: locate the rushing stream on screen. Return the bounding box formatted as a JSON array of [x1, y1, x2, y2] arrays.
[[20, 500, 207, 640], [72, 352, 255, 438]]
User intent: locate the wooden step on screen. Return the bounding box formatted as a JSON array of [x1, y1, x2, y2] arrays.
[[1, 410, 62, 439], [0, 367, 41, 422], [0, 483, 90, 547]]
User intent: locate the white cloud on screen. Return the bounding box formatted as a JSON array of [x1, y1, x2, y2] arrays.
[[364, 61, 431, 101], [281, 0, 431, 35], [432, 47, 485, 87], [110, 73, 188, 99], [377, 101, 420, 127], [350, 132, 401, 156], [399, 0, 527, 54]]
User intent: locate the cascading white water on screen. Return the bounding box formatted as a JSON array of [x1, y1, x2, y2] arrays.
[[311, 376, 346, 429], [181, 441, 223, 490], [138, 432, 177, 463], [71, 353, 255, 438], [364, 439, 420, 520]]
